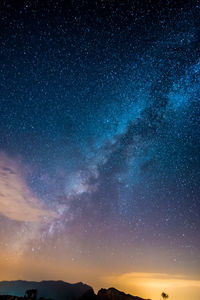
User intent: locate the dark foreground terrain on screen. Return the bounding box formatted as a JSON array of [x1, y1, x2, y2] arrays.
[[0, 281, 150, 300]]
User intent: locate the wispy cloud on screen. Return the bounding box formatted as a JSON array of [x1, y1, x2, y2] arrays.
[[0, 153, 56, 222]]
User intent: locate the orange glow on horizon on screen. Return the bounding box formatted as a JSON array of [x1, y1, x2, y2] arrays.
[[102, 272, 200, 300], [0, 253, 200, 300]]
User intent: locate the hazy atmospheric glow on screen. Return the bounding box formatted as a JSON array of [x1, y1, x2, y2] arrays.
[[0, 1, 200, 300]]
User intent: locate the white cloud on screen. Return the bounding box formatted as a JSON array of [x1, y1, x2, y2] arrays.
[[0, 153, 56, 222]]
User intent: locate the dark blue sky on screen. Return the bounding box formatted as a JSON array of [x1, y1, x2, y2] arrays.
[[0, 1, 200, 298]]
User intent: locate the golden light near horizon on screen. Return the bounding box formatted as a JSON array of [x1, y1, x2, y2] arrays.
[[102, 272, 200, 300], [1, 251, 200, 300]]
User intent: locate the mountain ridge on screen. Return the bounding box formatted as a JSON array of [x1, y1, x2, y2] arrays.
[[0, 281, 151, 300], [0, 280, 91, 300]]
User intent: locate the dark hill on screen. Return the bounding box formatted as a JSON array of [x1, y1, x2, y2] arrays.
[[0, 281, 91, 300], [79, 287, 151, 300], [0, 282, 151, 300], [97, 288, 151, 300]]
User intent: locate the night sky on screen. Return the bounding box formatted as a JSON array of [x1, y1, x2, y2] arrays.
[[0, 1, 200, 300]]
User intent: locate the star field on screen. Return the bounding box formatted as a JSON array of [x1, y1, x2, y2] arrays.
[[0, 1, 200, 300]]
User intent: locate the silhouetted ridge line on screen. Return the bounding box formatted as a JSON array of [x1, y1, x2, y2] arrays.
[[0, 280, 91, 300], [0, 282, 151, 300]]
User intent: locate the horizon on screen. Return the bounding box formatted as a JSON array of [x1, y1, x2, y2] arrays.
[[1, 273, 200, 300], [0, 275, 200, 300], [0, 1, 200, 300]]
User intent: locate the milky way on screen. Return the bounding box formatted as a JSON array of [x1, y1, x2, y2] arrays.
[[0, 1, 200, 300]]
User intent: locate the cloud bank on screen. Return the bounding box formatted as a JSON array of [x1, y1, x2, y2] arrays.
[[0, 153, 56, 222]]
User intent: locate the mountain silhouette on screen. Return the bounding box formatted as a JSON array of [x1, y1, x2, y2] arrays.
[[0, 281, 91, 300], [97, 288, 151, 300], [79, 288, 151, 300], [0, 282, 151, 300]]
